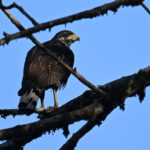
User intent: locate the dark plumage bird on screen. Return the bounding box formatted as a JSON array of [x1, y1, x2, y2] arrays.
[[18, 30, 79, 110]]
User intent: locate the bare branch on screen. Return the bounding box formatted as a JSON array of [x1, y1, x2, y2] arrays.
[[0, 102, 103, 141], [0, 0, 144, 46], [0, 65, 150, 149], [0, 109, 23, 118], [0, 109, 50, 118], [12, 2, 39, 26], [0, 2, 38, 25], [141, 3, 150, 14], [60, 121, 97, 150]]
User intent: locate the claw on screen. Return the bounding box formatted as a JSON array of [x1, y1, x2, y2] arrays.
[[47, 106, 59, 111], [36, 107, 45, 112]]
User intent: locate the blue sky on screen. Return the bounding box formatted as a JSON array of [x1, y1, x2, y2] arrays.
[[0, 0, 150, 149]]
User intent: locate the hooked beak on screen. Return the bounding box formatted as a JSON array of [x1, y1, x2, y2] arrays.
[[67, 34, 80, 42]]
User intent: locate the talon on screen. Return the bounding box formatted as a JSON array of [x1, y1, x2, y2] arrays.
[[36, 107, 45, 112], [47, 106, 59, 111]]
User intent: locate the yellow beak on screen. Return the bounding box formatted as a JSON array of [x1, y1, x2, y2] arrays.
[[67, 34, 80, 41]]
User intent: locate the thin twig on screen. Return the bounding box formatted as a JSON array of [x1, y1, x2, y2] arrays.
[[0, 108, 49, 118], [141, 3, 150, 14], [0, 4, 107, 97], [13, 2, 39, 25], [0, 0, 144, 46], [0, 2, 38, 25]]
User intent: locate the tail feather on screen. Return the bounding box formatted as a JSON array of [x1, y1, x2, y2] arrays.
[[18, 89, 39, 110]]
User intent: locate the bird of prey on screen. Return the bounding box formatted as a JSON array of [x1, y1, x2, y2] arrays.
[[18, 30, 79, 110]]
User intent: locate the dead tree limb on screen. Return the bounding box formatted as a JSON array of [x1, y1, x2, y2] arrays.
[[0, 0, 144, 46], [60, 120, 97, 150], [0, 109, 49, 118], [0, 66, 150, 149]]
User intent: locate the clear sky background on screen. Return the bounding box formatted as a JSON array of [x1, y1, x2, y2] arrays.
[[0, 0, 150, 150]]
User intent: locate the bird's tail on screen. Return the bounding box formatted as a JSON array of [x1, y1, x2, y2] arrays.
[[18, 89, 39, 110]]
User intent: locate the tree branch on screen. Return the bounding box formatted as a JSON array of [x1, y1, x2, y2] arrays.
[[0, 66, 150, 149], [0, 102, 103, 140], [0, 3, 106, 97], [0, 2, 38, 25], [60, 120, 97, 150], [0, 109, 50, 119], [0, 0, 144, 46], [11, 2, 39, 26], [141, 3, 150, 14]]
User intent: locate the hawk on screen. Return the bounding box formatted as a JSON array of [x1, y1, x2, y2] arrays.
[[18, 30, 79, 110]]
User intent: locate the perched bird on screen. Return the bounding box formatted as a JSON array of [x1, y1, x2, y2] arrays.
[[18, 30, 79, 110]]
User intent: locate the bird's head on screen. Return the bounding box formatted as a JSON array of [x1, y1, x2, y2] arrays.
[[52, 30, 80, 47]]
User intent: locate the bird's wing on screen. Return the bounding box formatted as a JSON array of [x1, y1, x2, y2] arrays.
[[46, 40, 74, 88], [21, 40, 74, 90]]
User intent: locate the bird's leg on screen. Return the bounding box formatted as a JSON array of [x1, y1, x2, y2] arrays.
[[36, 98, 45, 112], [53, 89, 59, 108], [48, 89, 59, 111], [40, 99, 45, 109], [40, 91, 45, 109], [36, 91, 45, 111]]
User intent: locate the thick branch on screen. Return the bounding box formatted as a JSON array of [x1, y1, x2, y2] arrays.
[[0, 66, 150, 149], [0, 105, 103, 150], [0, 0, 144, 46], [0, 103, 103, 140]]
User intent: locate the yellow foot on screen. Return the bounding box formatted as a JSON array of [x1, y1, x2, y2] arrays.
[[47, 106, 59, 111], [36, 107, 45, 112]]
